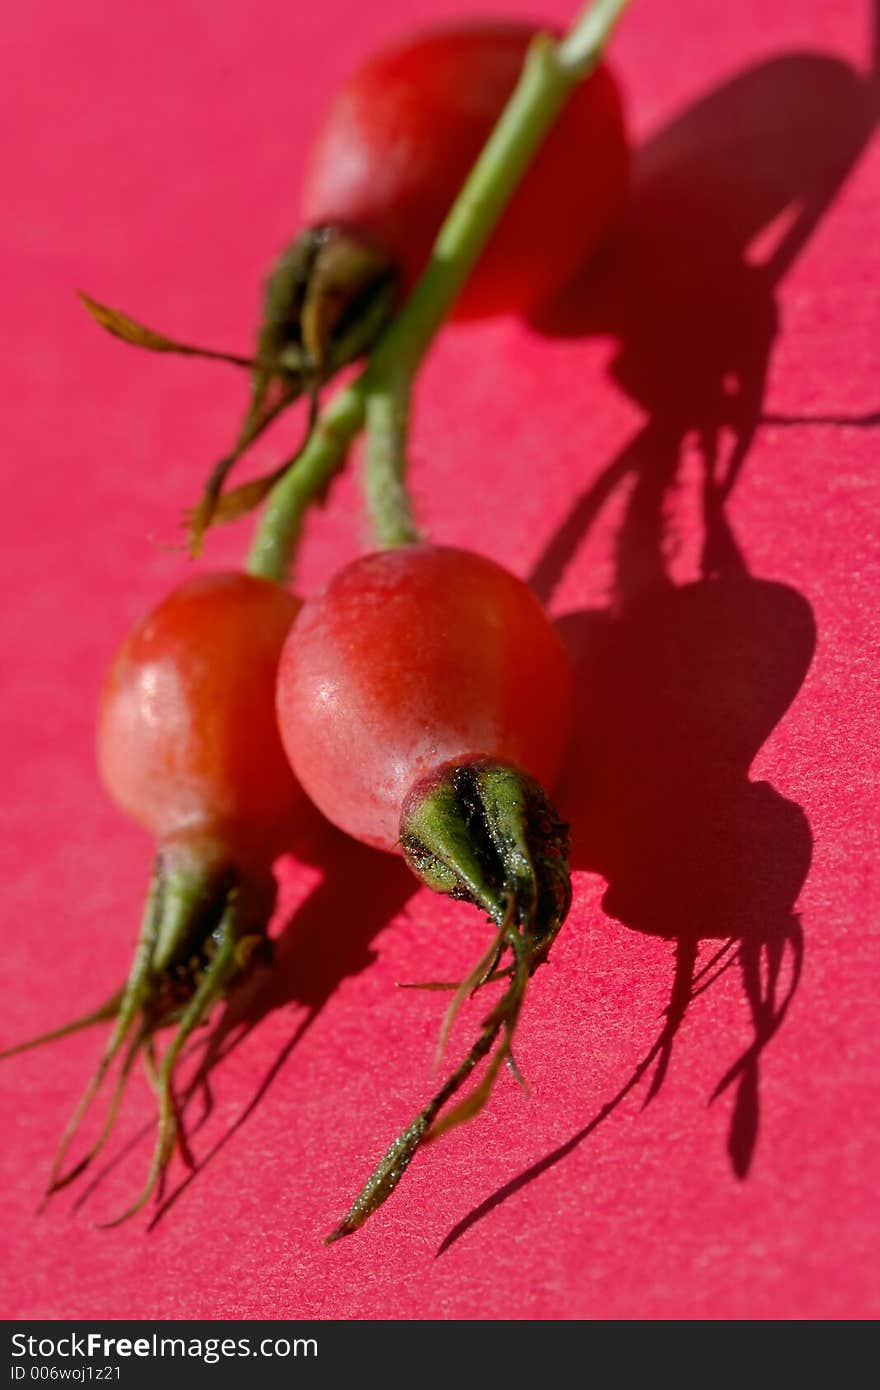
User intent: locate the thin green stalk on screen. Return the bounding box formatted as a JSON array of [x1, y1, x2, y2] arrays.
[[364, 370, 419, 548], [368, 0, 629, 379], [245, 0, 630, 580], [246, 383, 366, 582]]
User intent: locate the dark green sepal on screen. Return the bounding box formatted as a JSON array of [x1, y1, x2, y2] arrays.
[[259, 224, 399, 384], [325, 761, 572, 1242], [399, 758, 571, 957], [25, 827, 276, 1222]]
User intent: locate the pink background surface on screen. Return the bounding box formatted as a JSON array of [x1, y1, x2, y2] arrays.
[[1, 0, 877, 1320]]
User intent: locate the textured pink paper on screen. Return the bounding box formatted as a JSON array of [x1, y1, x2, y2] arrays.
[[0, 0, 877, 1320]]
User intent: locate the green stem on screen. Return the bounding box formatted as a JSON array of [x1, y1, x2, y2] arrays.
[[245, 0, 630, 580], [363, 370, 419, 548], [245, 383, 366, 582], [368, 0, 629, 379]]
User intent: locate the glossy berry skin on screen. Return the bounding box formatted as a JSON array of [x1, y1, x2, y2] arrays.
[[275, 545, 574, 851], [300, 22, 629, 318], [98, 572, 306, 852]]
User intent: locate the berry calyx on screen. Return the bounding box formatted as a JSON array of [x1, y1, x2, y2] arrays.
[[36, 827, 273, 1225], [258, 225, 399, 386], [401, 759, 571, 957], [326, 760, 570, 1242], [185, 226, 399, 548]]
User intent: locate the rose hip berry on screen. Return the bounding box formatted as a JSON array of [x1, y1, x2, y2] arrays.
[[298, 22, 629, 320], [277, 545, 572, 847], [79, 20, 629, 543], [99, 572, 305, 851], [275, 545, 573, 1238], [6, 572, 308, 1222]]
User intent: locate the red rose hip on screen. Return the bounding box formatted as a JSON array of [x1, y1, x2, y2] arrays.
[[276, 545, 573, 849], [300, 22, 629, 319], [275, 545, 574, 1239], [99, 571, 305, 851], [5, 572, 308, 1223]]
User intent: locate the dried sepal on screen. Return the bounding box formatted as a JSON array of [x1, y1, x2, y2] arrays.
[[78, 293, 256, 368], [184, 388, 319, 554]]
